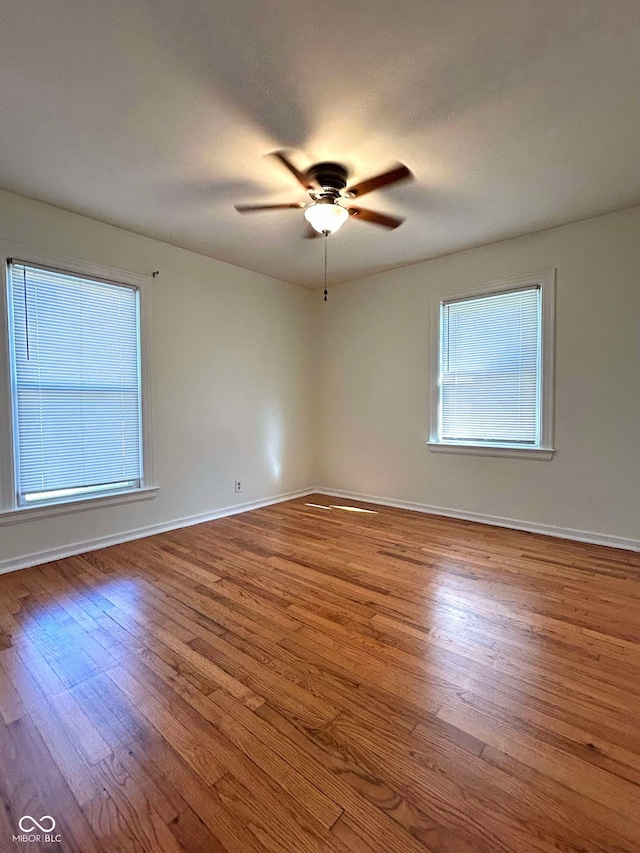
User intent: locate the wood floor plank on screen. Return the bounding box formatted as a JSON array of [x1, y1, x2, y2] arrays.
[[0, 493, 638, 852], [189, 632, 340, 726], [104, 664, 227, 787], [90, 753, 185, 853], [213, 770, 348, 853], [225, 626, 423, 734], [124, 653, 344, 830], [0, 658, 25, 724], [82, 789, 158, 853], [3, 712, 107, 853], [437, 699, 640, 825], [127, 724, 267, 853], [0, 647, 103, 805]]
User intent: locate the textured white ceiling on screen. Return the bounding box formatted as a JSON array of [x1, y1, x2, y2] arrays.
[[1, 1, 640, 287]]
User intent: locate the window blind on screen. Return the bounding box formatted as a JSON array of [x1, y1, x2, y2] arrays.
[[439, 287, 541, 445], [8, 261, 142, 504]]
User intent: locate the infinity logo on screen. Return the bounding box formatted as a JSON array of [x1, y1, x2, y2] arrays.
[[18, 815, 56, 833]]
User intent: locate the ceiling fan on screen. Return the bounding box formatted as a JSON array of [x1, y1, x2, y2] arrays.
[[234, 152, 413, 236]]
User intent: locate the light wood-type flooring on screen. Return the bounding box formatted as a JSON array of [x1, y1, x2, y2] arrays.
[[0, 495, 639, 852]]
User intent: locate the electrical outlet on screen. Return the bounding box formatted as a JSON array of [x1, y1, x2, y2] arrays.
[[234, 480, 243, 493]]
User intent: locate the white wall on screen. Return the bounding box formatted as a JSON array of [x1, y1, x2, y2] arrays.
[[0, 190, 316, 571], [317, 207, 640, 548]]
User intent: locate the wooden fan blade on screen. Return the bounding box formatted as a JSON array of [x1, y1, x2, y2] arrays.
[[345, 163, 412, 198], [234, 202, 304, 213], [348, 207, 404, 229], [269, 151, 314, 189]]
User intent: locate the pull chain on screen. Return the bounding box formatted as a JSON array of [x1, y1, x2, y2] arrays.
[[323, 231, 329, 301]]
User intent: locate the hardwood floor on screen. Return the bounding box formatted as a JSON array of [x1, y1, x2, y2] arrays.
[[0, 494, 639, 852]]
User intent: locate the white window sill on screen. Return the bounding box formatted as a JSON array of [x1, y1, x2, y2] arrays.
[[427, 442, 554, 460], [0, 485, 158, 525]]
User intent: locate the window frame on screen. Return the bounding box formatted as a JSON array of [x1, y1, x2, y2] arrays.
[[0, 244, 156, 524], [428, 270, 556, 460]]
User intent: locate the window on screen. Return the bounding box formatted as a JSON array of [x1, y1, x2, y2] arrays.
[[0, 254, 155, 521], [429, 271, 555, 458]]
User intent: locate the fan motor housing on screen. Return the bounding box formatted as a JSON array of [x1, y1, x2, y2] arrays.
[[307, 162, 348, 191]]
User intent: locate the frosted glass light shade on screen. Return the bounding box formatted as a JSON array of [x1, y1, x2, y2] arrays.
[[304, 202, 349, 234]]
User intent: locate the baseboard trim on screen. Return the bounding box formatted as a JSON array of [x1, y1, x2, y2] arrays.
[[0, 487, 316, 576], [316, 487, 640, 553], [3, 484, 637, 575]]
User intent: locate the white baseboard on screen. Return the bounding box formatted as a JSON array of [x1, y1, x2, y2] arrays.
[[0, 488, 316, 576], [3, 484, 637, 576], [315, 487, 640, 553]]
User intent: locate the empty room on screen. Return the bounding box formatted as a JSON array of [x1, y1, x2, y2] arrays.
[[0, 2, 639, 851]]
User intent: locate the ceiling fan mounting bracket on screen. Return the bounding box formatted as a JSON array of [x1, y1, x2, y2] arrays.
[[311, 190, 342, 203], [306, 162, 348, 192]]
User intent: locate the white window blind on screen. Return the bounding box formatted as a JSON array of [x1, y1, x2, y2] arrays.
[[8, 261, 142, 505], [439, 286, 541, 446]]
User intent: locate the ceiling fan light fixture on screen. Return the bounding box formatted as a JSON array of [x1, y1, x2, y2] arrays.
[[304, 201, 349, 234]]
